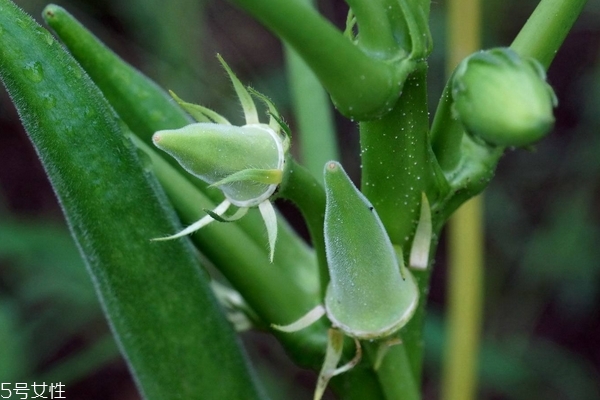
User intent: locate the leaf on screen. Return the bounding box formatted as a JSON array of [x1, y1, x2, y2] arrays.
[[0, 2, 264, 398]]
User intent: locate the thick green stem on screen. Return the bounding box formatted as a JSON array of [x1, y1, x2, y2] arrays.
[[279, 158, 329, 298], [284, 41, 339, 180], [228, 0, 404, 119], [345, 0, 399, 56], [285, 48, 339, 176], [360, 68, 443, 250], [365, 342, 421, 400], [360, 67, 445, 384], [511, 0, 588, 68]]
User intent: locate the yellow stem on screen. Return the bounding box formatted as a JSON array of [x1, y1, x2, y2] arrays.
[[442, 0, 484, 399], [443, 196, 484, 400]]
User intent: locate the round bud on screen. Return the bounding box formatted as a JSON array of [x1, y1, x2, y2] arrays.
[[452, 47, 557, 147]]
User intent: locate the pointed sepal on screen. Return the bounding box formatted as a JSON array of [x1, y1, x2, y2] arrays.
[[409, 192, 432, 270], [217, 54, 259, 125], [169, 90, 230, 125], [259, 201, 278, 262]]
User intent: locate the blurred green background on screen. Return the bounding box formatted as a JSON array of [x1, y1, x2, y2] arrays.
[[0, 0, 598, 399]]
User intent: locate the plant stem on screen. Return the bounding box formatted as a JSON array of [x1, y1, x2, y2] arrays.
[[511, 0, 589, 68], [279, 157, 329, 298], [227, 0, 404, 119], [345, 0, 399, 56], [359, 67, 446, 386], [443, 197, 484, 400], [284, 49, 339, 177], [365, 342, 421, 400], [360, 67, 445, 252], [283, 0, 339, 181], [441, 0, 483, 399]]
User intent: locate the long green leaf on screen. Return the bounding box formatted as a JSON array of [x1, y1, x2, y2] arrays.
[[0, 1, 263, 398]]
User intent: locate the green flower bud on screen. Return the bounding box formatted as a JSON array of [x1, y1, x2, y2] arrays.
[[153, 122, 284, 207], [151, 55, 289, 262], [452, 47, 557, 147], [323, 161, 419, 340]]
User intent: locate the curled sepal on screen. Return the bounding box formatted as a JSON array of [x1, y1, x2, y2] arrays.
[[452, 47, 557, 147], [409, 192, 432, 270], [152, 199, 233, 241], [324, 161, 419, 340], [314, 329, 362, 400], [271, 305, 326, 333]]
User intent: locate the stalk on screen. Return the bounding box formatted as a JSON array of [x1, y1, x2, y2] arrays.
[[441, 0, 484, 399], [227, 0, 404, 119], [511, 0, 589, 68]]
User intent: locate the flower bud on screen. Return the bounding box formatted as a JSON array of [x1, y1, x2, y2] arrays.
[[452, 47, 557, 147], [153, 122, 284, 207]]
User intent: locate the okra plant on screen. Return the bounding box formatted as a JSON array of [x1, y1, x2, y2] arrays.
[[0, 0, 588, 399]]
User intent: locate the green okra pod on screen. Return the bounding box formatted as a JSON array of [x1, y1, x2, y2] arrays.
[[323, 161, 419, 339], [0, 1, 263, 398]]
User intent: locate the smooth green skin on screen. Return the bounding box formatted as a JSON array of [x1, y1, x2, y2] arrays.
[[228, 0, 415, 120], [0, 1, 264, 399], [452, 48, 556, 147], [324, 162, 419, 339], [347, 0, 432, 59], [284, 43, 339, 181], [511, 0, 589, 70]]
